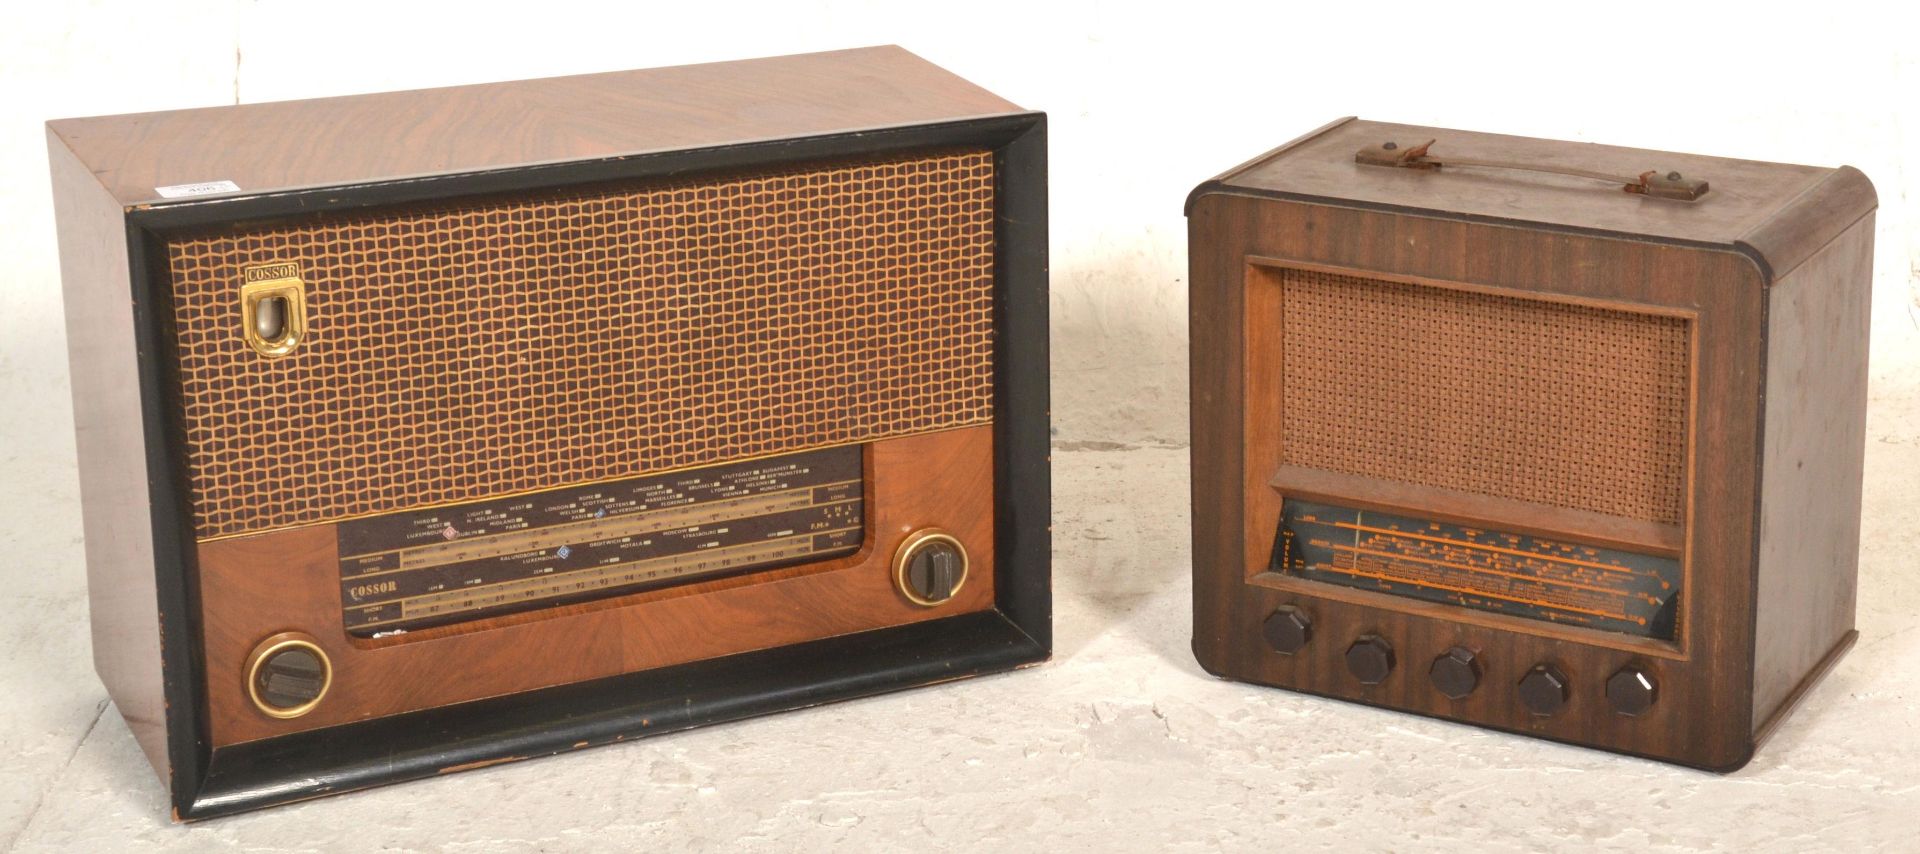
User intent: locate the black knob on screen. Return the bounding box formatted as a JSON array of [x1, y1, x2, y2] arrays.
[[1518, 664, 1570, 716], [1429, 646, 1480, 699], [902, 538, 966, 604], [894, 531, 969, 606], [1606, 666, 1659, 716], [1345, 634, 1395, 684], [1262, 605, 1313, 655]]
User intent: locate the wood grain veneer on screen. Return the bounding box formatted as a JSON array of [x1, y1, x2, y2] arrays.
[[48, 126, 176, 779], [1188, 118, 1874, 770], [199, 427, 996, 745], [48, 46, 1019, 207], [49, 47, 1050, 818]]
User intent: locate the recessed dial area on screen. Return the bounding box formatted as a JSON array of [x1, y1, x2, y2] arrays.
[[337, 446, 865, 636], [1271, 499, 1682, 639]]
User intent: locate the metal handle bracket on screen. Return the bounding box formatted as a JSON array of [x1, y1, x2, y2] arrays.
[[1356, 139, 1710, 201]]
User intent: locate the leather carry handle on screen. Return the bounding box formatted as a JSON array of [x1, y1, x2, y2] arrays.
[[1355, 140, 1710, 201]]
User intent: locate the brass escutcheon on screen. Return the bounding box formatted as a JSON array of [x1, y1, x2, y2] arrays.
[[239, 264, 307, 358]]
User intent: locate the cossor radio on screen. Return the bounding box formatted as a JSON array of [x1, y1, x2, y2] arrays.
[[49, 47, 1049, 819]]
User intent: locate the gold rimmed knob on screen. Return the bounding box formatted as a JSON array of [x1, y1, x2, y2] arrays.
[[892, 529, 969, 607], [244, 632, 332, 719]]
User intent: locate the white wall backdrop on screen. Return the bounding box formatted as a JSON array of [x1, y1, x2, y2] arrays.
[[3, 3, 1919, 845], [3, 0, 1916, 455]]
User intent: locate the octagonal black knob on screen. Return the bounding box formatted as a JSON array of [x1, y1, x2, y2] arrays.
[[1262, 605, 1313, 655], [1606, 666, 1659, 717], [1429, 646, 1481, 699], [1345, 634, 1395, 684], [1518, 663, 1570, 716]]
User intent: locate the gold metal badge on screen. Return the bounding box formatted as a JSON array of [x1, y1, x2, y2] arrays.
[[240, 263, 307, 358]]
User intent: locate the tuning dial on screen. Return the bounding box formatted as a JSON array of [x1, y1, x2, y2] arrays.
[[1345, 634, 1395, 684], [1607, 666, 1659, 716], [1262, 605, 1313, 655], [1429, 646, 1481, 699], [245, 632, 332, 719], [1518, 664, 1570, 716], [893, 529, 969, 606]]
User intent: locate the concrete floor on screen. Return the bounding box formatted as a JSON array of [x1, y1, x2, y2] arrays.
[[4, 401, 1919, 851]]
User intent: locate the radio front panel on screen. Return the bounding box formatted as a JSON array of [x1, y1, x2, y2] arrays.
[[1247, 260, 1696, 651], [151, 149, 1018, 747], [1189, 176, 1780, 769]]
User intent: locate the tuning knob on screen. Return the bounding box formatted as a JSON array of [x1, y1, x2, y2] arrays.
[[1262, 605, 1313, 655], [1518, 664, 1570, 716], [893, 529, 969, 606], [1607, 666, 1659, 716], [1429, 646, 1481, 699], [1345, 634, 1395, 684], [245, 632, 332, 719]]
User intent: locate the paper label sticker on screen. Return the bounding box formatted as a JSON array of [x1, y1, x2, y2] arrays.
[[154, 180, 241, 199]]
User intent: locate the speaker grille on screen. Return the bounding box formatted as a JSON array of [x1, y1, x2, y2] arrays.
[[1275, 268, 1689, 525], [167, 151, 996, 540]]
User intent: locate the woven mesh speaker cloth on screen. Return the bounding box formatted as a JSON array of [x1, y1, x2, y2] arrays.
[[168, 150, 996, 540], [1275, 268, 1690, 525]]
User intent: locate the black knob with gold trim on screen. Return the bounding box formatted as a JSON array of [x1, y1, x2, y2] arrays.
[[894, 529, 969, 606], [246, 632, 332, 719]]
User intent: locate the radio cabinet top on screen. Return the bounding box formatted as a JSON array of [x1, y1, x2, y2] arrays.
[[49, 45, 1026, 208], [1187, 116, 1875, 282]]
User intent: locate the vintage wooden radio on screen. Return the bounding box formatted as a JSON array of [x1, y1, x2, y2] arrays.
[[48, 47, 1049, 819], [1186, 118, 1873, 769]]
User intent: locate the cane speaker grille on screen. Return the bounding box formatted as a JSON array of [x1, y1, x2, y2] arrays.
[[167, 150, 997, 540], [1273, 267, 1690, 525]]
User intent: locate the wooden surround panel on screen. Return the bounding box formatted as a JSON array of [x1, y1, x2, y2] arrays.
[[1188, 191, 1767, 769], [198, 426, 995, 746]]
